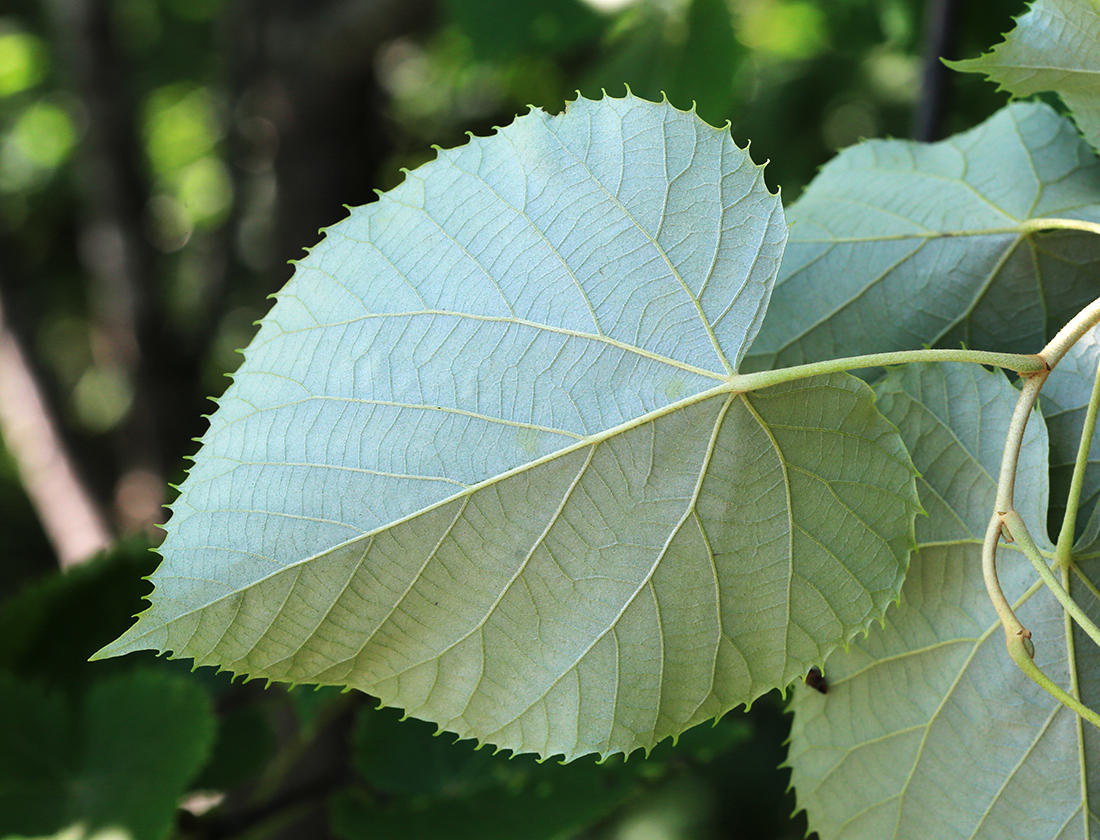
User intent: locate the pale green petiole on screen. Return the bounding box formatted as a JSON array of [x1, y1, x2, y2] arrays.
[[1054, 357, 1100, 566], [977, 291, 1100, 729], [1040, 295, 1100, 370], [987, 511, 1100, 731], [1019, 217, 1100, 240], [732, 348, 1046, 392], [993, 374, 1046, 515], [981, 512, 1027, 641], [976, 511, 1100, 729], [1006, 626, 1100, 731], [751, 315, 1100, 731], [1001, 510, 1100, 653]]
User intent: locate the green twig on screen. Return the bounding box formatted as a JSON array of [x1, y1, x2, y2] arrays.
[[1054, 357, 1100, 565]]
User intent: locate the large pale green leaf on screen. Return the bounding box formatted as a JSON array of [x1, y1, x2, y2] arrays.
[[947, 0, 1100, 155], [743, 102, 1100, 372], [1067, 471, 1100, 791], [95, 94, 919, 761], [788, 363, 1100, 840]]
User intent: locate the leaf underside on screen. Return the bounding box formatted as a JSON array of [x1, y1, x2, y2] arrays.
[[788, 363, 1100, 840], [97, 93, 919, 761], [744, 102, 1100, 373], [947, 0, 1100, 157]]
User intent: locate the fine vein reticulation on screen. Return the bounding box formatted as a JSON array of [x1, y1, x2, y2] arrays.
[[97, 94, 918, 761]]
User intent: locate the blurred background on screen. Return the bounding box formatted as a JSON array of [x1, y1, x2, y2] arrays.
[[0, 0, 1027, 838]]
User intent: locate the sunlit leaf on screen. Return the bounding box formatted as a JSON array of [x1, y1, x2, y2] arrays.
[[788, 363, 1100, 839], [0, 32, 47, 98], [744, 102, 1100, 372], [947, 0, 1100, 155], [96, 94, 919, 761]]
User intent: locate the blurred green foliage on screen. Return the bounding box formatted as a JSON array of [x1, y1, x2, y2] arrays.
[[0, 0, 1029, 837]]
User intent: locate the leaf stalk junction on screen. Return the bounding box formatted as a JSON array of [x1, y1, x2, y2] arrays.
[[978, 292, 1100, 729], [742, 246, 1100, 729]]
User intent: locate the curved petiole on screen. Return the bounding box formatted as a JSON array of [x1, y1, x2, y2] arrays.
[[1005, 629, 1100, 730], [980, 292, 1100, 728], [1001, 510, 1100, 652], [994, 373, 1047, 516], [1019, 217, 1100, 240], [983, 507, 1100, 729], [981, 512, 1026, 641]]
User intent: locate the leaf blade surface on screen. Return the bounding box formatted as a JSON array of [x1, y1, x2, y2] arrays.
[[947, 0, 1100, 155], [98, 95, 919, 760], [788, 363, 1100, 839], [744, 102, 1100, 372]]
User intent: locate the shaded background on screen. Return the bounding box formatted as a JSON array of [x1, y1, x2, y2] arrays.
[[0, 0, 1027, 838]]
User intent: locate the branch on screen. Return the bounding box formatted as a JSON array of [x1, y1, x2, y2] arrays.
[[0, 287, 112, 566], [913, 0, 960, 141]]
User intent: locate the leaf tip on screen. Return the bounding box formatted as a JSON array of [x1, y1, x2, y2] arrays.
[[88, 617, 154, 661]]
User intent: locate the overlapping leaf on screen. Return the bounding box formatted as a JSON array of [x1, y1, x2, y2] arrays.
[[788, 363, 1100, 839], [743, 102, 1100, 372], [96, 94, 920, 760], [948, 0, 1100, 155]]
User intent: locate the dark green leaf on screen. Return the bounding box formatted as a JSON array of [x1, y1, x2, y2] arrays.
[[0, 670, 215, 840]]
